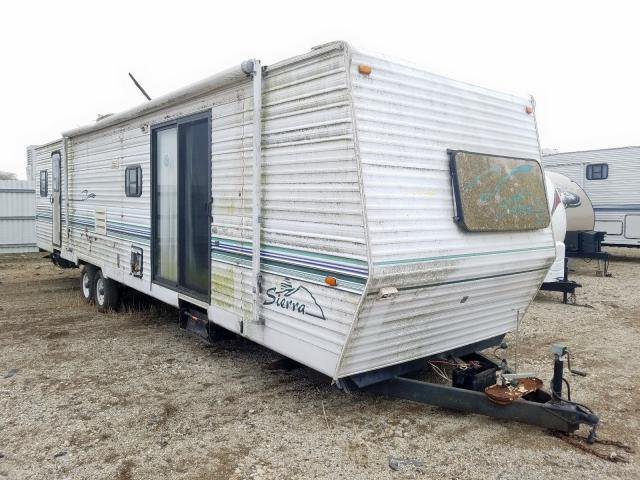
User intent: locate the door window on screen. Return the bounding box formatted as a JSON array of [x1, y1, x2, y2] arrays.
[[52, 152, 61, 192], [40, 170, 48, 197]]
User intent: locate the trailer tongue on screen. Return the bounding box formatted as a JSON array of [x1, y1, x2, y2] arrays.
[[354, 344, 600, 438]]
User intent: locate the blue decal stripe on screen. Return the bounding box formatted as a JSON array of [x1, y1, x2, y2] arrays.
[[56, 216, 368, 283], [212, 241, 368, 277], [212, 249, 367, 287]]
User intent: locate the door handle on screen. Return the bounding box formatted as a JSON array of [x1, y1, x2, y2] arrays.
[[49, 195, 54, 204], [207, 198, 213, 221]]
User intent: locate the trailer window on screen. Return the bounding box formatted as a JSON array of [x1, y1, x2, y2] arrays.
[[449, 150, 550, 232], [586, 163, 608, 180], [125, 165, 142, 197], [51, 152, 61, 192], [40, 170, 48, 197]]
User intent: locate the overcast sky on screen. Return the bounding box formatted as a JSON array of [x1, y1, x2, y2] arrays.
[[1, 1, 638, 178]]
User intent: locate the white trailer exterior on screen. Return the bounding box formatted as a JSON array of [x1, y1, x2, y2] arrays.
[[32, 41, 555, 380], [543, 146, 640, 247]]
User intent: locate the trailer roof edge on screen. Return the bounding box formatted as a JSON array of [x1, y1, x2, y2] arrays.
[[62, 61, 255, 138]]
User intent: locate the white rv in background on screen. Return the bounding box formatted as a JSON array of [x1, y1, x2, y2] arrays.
[[543, 146, 640, 247], [31, 41, 555, 382], [543, 172, 567, 284]]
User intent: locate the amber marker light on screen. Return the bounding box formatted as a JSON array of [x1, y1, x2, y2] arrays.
[[358, 64, 372, 75], [525, 105, 534, 114], [325, 276, 337, 286]]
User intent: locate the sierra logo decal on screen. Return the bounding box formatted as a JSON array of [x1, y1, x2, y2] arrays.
[[80, 189, 97, 201], [263, 279, 326, 320]]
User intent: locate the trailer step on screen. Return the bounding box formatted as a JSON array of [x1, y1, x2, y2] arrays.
[[178, 307, 234, 342]]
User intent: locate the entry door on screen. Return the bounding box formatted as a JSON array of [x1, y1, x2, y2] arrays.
[[152, 112, 211, 301], [51, 151, 62, 247]]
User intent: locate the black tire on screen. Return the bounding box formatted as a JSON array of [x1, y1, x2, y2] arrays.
[[80, 266, 97, 303], [94, 270, 121, 313]]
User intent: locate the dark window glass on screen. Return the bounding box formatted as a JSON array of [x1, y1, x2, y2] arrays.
[[125, 165, 142, 197], [586, 163, 608, 180], [40, 170, 48, 197], [179, 118, 209, 294]]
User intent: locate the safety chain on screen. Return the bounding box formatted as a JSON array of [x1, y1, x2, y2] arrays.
[[550, 431, 635, 463]]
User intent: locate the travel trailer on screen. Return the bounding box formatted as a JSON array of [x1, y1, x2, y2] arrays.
[[543, 172, 567, 284], [543, 146, 640, 247], [31, 41, 556, 382], [543, 170, 609, 276], [545, 171, 595, 234]]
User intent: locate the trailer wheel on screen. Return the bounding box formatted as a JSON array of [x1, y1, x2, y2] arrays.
[[80, 266, 97, 303], [94, 270, 121, 312]]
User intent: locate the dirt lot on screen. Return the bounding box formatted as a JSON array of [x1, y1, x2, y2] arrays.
[[0, 250, 638, 479]]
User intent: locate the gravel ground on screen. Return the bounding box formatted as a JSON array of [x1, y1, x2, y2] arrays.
[[0, 249, 638, 479]]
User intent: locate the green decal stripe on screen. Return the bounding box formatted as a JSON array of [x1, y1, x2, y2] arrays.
[[375, 246, 554, 266], [212, 250, 367, 286], [396, 266, 548, 292], [212, 236, 367, 267]]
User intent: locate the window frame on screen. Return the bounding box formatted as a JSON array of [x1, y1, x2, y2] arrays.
[[124, 165, 143, 197], [586, 163, 608, 180], [448, 149, 550, 232], [39, 170, 48, 197]]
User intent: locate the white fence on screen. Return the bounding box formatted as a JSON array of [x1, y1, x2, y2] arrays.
[[0, 180, 37, 253]]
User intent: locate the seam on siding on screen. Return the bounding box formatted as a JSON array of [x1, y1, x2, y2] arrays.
[[394, 266, 549, 292], [374, 246, 555, 266], [333, 43, 375, 381]]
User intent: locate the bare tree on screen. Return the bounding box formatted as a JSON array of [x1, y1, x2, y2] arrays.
[[0, 171, 17, 180]]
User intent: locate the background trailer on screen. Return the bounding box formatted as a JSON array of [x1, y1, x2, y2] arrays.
[[543, 146, 640, 247]]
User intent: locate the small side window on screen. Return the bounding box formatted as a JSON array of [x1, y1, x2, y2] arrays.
[[40, 170, 48, 197], [125, 165, 142, 197], [586, 163, 608, 180]]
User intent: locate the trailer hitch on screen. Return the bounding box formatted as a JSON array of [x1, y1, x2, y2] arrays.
[[361, 347, 599, 436]]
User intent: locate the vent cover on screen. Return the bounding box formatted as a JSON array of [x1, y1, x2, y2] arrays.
[[94, 207, 107, 235]]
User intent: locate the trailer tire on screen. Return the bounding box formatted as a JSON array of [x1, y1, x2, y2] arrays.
[[94, 270, 121, 312], [80, 266, 97, 303]]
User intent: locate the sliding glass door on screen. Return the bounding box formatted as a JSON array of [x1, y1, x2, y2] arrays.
[[152, 112, 211, 300]]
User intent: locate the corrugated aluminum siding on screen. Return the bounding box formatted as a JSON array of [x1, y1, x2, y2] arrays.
[[63, 42, 365, 377], [542, 146, 640, 207], [0, 180, 37, 253], [210, 43, 366, 375], [337, 48, 555, 377]]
